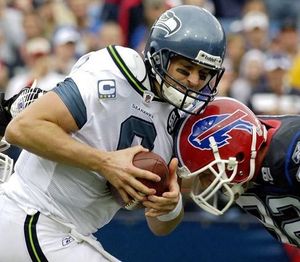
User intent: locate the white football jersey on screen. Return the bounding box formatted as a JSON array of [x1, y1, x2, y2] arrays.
[[3, 46, 178, 235]]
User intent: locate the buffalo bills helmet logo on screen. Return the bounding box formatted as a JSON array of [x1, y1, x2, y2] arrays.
[[153, 10, 182, 37], [189, 110, 253, 150]]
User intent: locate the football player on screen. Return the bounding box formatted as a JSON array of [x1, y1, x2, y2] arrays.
[[1, 5, 226, 261], [175, 96, 300, 247]]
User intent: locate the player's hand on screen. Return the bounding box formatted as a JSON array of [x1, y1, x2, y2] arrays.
[[144, 158, 181, 217], [98, 145, 162, 205]]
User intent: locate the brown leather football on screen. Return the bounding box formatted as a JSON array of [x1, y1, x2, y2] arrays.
[[109, 151, 170, 210], [133, 151, 169, 196]]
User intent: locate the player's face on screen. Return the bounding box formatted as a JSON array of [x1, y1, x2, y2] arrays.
[[195, 170, 214, 193], [167, 56, 212, 92], [193, 168, 247, 201]]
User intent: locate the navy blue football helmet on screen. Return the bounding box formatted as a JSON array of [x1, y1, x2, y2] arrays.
[[144, 5, 226, 114]]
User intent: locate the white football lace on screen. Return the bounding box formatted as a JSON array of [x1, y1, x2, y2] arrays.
[[124, 193, 145, 211]]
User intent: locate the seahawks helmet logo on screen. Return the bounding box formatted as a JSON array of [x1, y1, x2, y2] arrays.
[[153, 11, 181, 37]]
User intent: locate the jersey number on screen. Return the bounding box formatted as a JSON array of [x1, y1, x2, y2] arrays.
[[117, 116, 157, 150], [237, 194, 300, 246]]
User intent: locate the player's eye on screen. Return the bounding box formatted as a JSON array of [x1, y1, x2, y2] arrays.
[[199, 72, 208, 81], [199, 69, 211, 81], [176, 68, 189, 76]]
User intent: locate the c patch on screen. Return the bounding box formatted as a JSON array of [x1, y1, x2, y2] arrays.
[[98, 80, 116, 99]]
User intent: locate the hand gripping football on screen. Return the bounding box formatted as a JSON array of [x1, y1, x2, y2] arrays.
[[127, 151, 170, 210], [110, 151, 170, 210], [133, 151, 169, 196]]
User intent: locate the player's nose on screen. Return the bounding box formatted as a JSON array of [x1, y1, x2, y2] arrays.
[[187, 72, 203, 89]]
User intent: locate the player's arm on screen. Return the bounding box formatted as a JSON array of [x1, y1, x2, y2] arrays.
[[144, 158, 184, 236], [5, 82, 161, 203]]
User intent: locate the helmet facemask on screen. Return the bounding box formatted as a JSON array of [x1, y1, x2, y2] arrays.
[[178, 133, 258, 215], [146, 49, 225, 114], [175, 97, 268, 216]]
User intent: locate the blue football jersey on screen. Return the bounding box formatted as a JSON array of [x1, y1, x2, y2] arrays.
[[236, 115, 300, 246]]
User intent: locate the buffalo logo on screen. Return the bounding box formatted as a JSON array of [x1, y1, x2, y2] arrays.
[[153, 11, 181, 37], [188, 110, 253, 150]]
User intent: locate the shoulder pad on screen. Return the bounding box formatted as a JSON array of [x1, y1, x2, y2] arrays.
[[114, 46, 147, 82]]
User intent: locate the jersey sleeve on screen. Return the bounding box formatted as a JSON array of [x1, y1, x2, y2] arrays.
[[52, 49, 112, 129], [52, 46, 147, 132], [52, 78, 87, 129]]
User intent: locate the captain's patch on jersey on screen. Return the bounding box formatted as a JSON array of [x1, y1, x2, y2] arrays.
[[98, 80, 116, 99]]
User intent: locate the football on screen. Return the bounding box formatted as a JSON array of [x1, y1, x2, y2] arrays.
[[110, 151, 170, 210], [133, 151, 169, 197]]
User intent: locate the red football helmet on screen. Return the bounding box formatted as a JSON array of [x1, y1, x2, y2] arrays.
[[175, 97, 267, 215]]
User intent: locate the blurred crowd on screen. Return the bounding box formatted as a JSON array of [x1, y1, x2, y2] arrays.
[[0, 0, 300, 114], [215, 0, 300, 115]]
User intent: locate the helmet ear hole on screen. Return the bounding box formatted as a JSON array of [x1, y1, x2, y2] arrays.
[[235, 152, 245, 162]]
